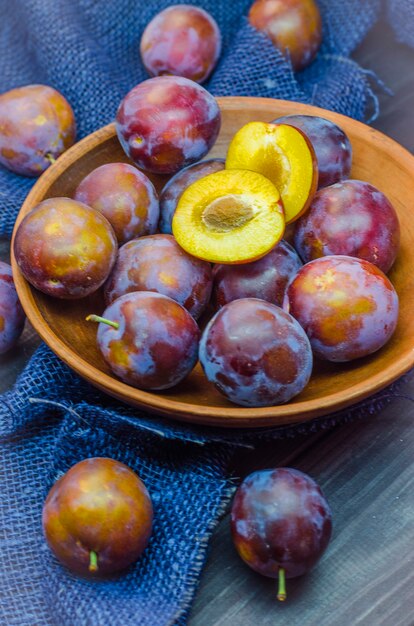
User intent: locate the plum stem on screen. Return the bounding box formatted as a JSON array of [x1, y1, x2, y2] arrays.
[[89, 550, 98, 572], [277, 567, 287, 602], [86, 314, 119, 330], [45, 153, 56, 165]]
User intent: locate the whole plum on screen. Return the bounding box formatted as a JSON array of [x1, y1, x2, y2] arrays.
[[272, 114, 352, 188], [90, 291, 200, 390], [0, 84, 76, 177], [14, 198, 117, 299], [213, 240, 302, 309], [0, 261, 26, 354], [293, 179, 400, 273], [104, 234, 212, 319], [199, 298, 313, 407], [249, 0, 322, 72], [231, 468, 332, 600], [42, 457, 153, 576], [159, 158, 225, 234], [74, 162, 159, 245], [284, 255, 399, 361], [140, 5, 221, 84], [115, 75, 221, 174]]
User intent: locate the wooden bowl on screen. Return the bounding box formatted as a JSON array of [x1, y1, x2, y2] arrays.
[[11, 97, 414, 428]]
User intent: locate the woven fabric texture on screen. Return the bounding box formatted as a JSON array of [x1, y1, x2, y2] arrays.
[[0, 1, 412, 625]]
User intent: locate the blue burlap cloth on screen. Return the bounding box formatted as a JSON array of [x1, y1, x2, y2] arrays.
[[0, 1, 412, 624]]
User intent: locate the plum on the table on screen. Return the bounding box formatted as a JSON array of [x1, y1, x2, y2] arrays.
[[115, 75, 221, 175], [140, 5, 221, 84], [42, 457, 153, 576], [284, 255, 399, 361], [199, 298, 313, 407], [14, 198, 117, 299], [0, 261, 25, 354], [248, 0, 322, 72], [271, 114, 352, 188], [104, 234, 212, 319], [89, 291, 200, 390], [74, 162, 159, 245], [212, 240, 302, 309], [0, 84, 76, 177], [159, 158, 225, 234], [293, 179, 400, 273], [231, 467, 332, 600]]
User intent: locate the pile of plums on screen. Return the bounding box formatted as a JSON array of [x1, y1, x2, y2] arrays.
[[11, 69, 400, 409]]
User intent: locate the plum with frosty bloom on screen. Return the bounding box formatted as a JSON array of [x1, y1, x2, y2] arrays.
[[89, 291, 200, 390], [14, 198, 117, 299], [284, 255, 399, 361], [115, 76, 221, 175], [74, 162, 159, 245], [212, 240, 302, 309], [231, 468, 332, 601], [0, 84, 76, 177], [293, 179, 400, 273], [0, 261, 26, 354], [272, 114, 352, 189], [159, 158, 225, 233], [140, 5, 221, 84], [104, 234, 212, 319], [199, 298, 313, 407]]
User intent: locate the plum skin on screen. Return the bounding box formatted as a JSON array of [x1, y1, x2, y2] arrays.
[[0, 262, 26, 354], [199, 298, 313, 407], [0, 84, 76, 177], [159, 158, 225, 234], [13, 198, 118, 299], [140, 5, 221, 84], [74, 162, 159, 245], [272, 114, 352, 189], [231, 468, 332, 579], [248, 0, 322, 72], [115, 75, 221, 175], [42, 457, 153, 576], [284, 255, 399, 362], [96, 291, 200, 390], [293, 179, 400, 273], [213, 240, 302, 309], [104, 234, 213, 319]]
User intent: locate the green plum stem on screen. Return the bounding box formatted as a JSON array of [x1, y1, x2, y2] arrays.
[[45, 153, 56, 164], [89, 550, 98, 572], [86, 314, 119, 330], [277, 567, 287, 602]]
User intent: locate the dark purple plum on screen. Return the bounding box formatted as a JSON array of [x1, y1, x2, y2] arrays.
[[0, 84, 76, 177], [104, 234, 212, 319], [271, 114, 352, 188], [115, 75, 221, 175], [284, 255, 399, 361], [213, 240, 302, 309], [14, 198, 117, 299], [74, 162, 159, 245], [43, 458, 153, 576], [159, 158, 225, 233], [199, 298, 313, 407], [140, 5, 221, 84], [0, 261, 25, 354], [231, 467, 332, 600], [293, 179, 400, 273], [89, 291, 200, 390]]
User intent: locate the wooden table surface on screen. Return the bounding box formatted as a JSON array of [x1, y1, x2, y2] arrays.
[[1, 15, 414, 626]]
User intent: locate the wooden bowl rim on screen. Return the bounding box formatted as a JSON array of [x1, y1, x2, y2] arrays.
[[11, 96, 414, 428]]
